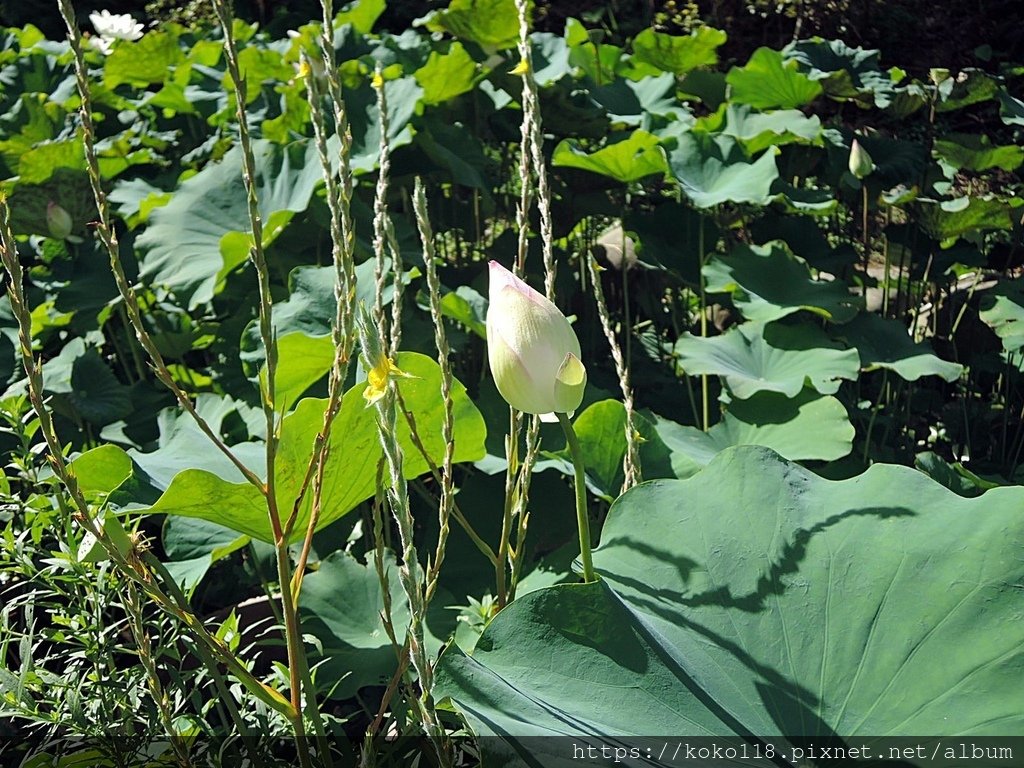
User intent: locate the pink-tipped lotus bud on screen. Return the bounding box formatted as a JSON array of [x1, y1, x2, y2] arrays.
[[46, 202, 73, 240], [486, 260, 587, 420]]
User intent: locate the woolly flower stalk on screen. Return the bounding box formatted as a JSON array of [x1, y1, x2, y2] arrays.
[[88, 10, 143, 54], [486, 260, 586, 421]]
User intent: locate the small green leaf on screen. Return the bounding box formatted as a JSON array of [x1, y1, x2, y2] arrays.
[[104, 30, 184, 88], [675, 320, 861, 399], [727, 47, 822, 109], [439, 285, 487, 339], [667, 132, 779, 208], [414, 42, 481, 105], [704, 241, 861, 322], [552, 130, 668, 183], [630, 27, 726, 77], [933, 133, 1024, 172], [68, 445, 133, 494], [831, 313, 963, 381], [424, 0, 523, 51]]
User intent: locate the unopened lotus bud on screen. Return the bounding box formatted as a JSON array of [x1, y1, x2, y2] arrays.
[[46, 202, 73, 240], [486, 260, 586, 420], [848, 138, 874, 180]]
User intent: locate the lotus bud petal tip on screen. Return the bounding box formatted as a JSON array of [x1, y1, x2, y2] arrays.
[[486, 260, 586, 419]]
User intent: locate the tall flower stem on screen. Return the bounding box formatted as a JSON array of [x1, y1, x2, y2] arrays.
[[556, 413, 596, 583]]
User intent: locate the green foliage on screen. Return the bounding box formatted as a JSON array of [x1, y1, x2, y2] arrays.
[[667, 132, 780, 207], [704, 241, 862, 322], [437, 447, 1024, 749], [132, 353, 486, 542], [630, 26, 726, 76], [137, 140, 325, 307], [552, 130, 668, 183], [1, 0, 1022, 762], [727, 46, 823, 109], [675, 321, 861, 398]]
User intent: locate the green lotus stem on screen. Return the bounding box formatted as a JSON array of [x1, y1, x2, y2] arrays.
[[557, 412, 596, 583], [698, 219, 710, 432]]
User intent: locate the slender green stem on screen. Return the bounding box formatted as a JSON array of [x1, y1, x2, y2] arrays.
[[861, 184, 869, 273], [697, 220, 710, 431], [274, 543, 313, 768], [862, 370, 889, 467], [556, 413, 595, 583], [496, 410, 518, 608]]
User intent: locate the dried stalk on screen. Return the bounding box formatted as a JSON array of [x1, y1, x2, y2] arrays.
[[412, 179, 457, 604], [586, 256, 641, 492]]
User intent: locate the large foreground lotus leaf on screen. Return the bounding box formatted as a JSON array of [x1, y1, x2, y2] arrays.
[[674, 321, 861, 399], [436, 447, 1024, 755], [704, 241, 861, 323], [137, 353, 486, 542], [830, 313, 963, 381], [137, 139, 323, 308], [667, 133, 779, 208]]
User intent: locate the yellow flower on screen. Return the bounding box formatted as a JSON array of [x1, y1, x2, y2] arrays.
[[509, 58, 529, 76], [363, 354, 410, 405], [371, 70, 384, 89]]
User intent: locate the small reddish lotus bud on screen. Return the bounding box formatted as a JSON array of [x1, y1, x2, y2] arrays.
[[46, 202, 73, 240]]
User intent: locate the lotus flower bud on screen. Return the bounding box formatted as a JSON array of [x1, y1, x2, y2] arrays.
[[46, 202, 73, 240], [848, 138, 874, 180], [486, 260, 587, 420]]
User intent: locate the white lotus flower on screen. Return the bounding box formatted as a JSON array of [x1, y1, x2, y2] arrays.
[[89, 10, 144, 54], [486, 260, 586, 421]]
